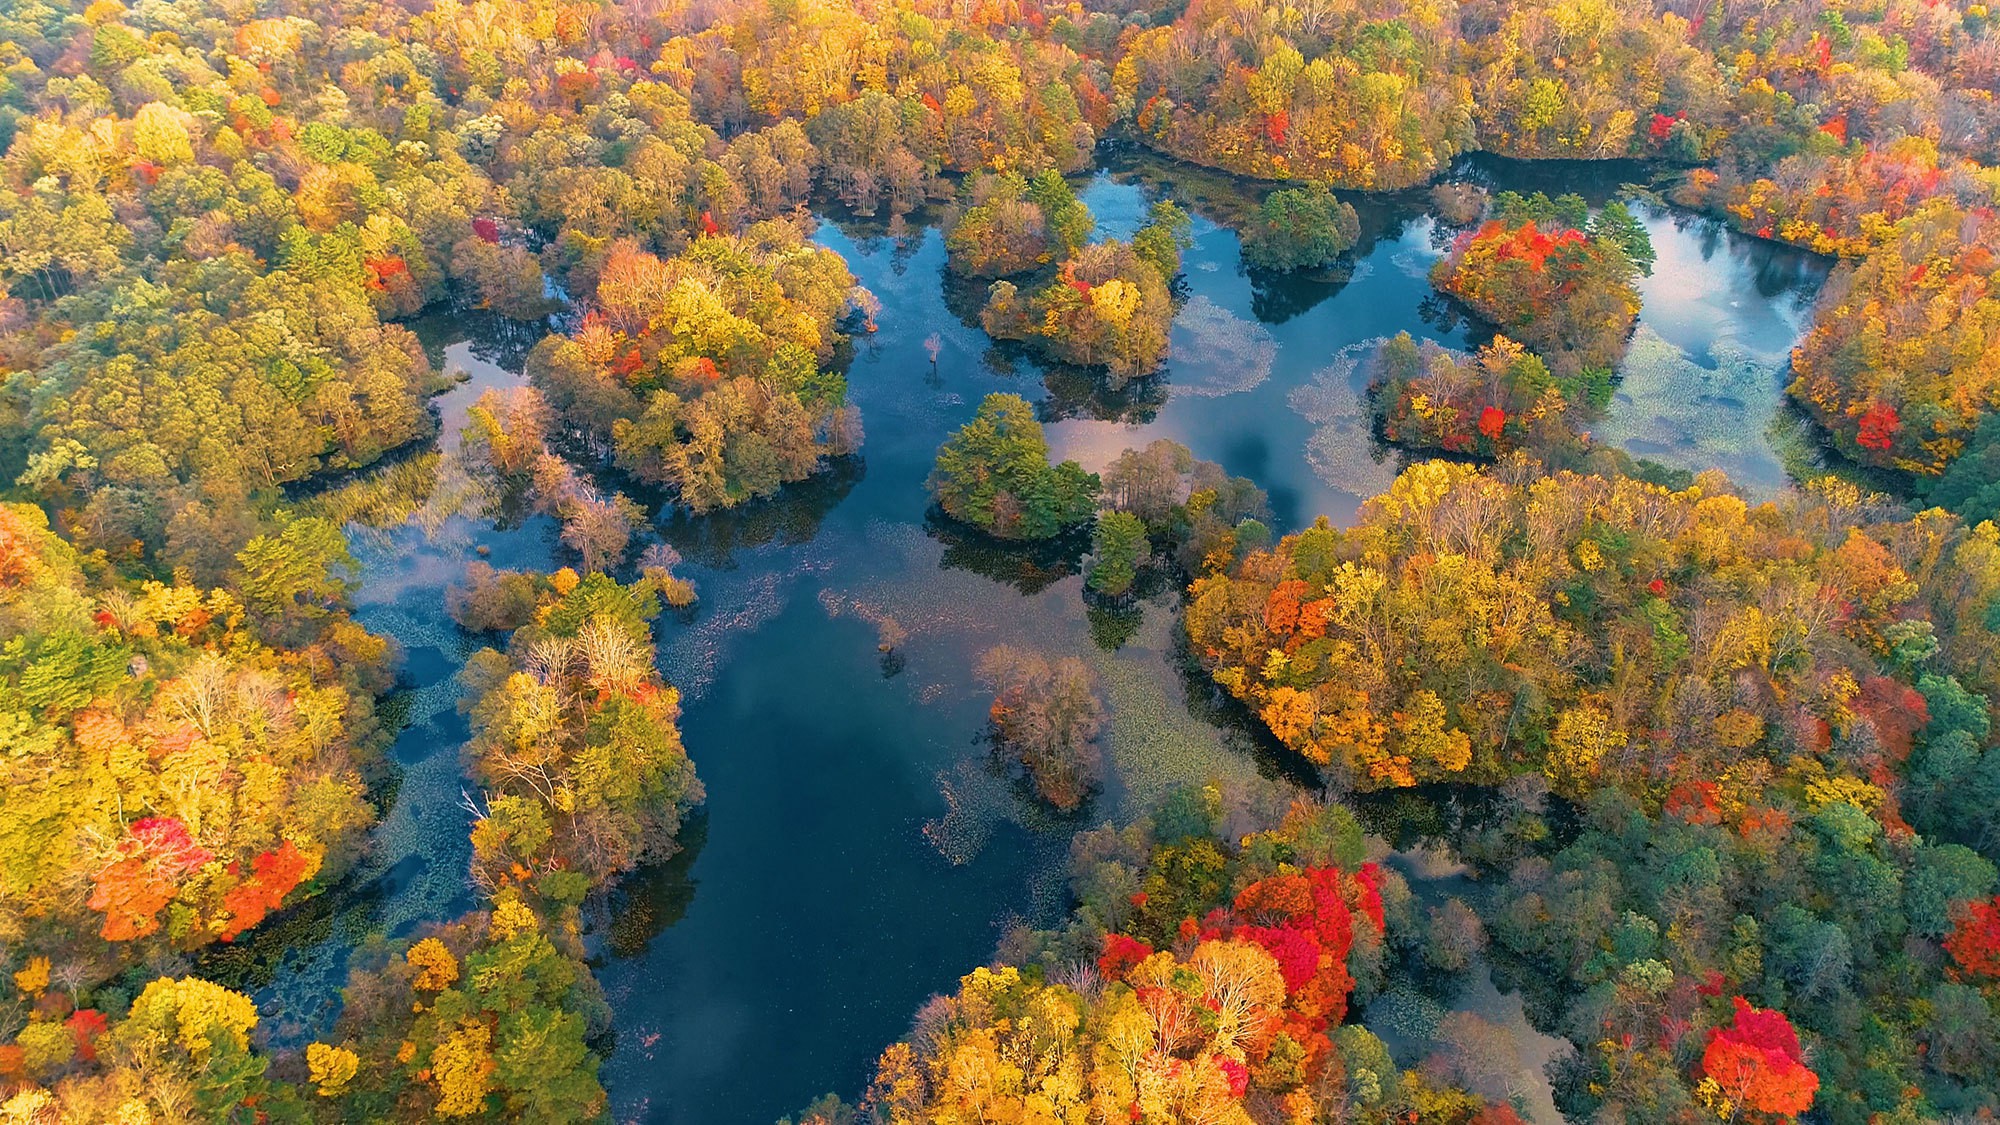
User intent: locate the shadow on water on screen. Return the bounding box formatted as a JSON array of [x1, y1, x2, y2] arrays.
[[924, 509, 1089, 596], [1039, 362, 1169, 424], [404, 300, 552, 375], [650, 455, 867, 570], [1247, 264, 1359, 325], [600, 813, 709, 961]]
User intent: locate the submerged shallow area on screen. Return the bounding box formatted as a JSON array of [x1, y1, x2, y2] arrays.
[[240, 156, 1830, 1124]]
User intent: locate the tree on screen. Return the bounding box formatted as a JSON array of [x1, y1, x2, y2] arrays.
[[233, 517, 359, 633], [1699, 998, 1819, 1119], [1241, 185, 1360, 271], [1088, 511, 1148, 597], [929, 394, 1097, 540], [977, 645, 1106, 810], [981, 207, 1186, 384], [1945, 897, 2000, 980], [1431, 204, 1642, 375]]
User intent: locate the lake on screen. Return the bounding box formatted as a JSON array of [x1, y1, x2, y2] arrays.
[[246, 154, 1830, 1123]]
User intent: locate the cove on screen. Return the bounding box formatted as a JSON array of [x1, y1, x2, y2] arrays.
[[241, 155, 1830, 1124]]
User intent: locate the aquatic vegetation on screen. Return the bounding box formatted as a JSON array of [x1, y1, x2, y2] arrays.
[[1596, 326, 1787, 489], [1169, 295, 1279, 399], [1084, 610, 1266, 817], [1291, 341, 1406, 501], [5, 0, 2000, 1116]]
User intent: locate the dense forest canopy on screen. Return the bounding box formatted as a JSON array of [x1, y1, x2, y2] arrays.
[[0, 0, 1998, 1120]]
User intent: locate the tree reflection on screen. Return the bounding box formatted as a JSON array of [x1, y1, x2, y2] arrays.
[[652, 456, 865, 569], [925, 508, 1086, 595], [600, 813, 709, 960]]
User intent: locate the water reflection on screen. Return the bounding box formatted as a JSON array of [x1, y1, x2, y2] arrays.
[[601, 814, 708, 961], [1247, 265, 1356, 324], [652, 455, 866, 569], [925, 509, 1088, 596], [1038, 363, 1169, 424]]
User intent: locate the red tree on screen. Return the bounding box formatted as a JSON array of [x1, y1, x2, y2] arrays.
[[1855, 402, 1901, 451], [1700, 997, 1819, 1118], [1944, 896, 2000, 980]]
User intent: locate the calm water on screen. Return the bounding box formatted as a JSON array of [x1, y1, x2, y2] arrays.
[[248, 157, 1829, 1123]]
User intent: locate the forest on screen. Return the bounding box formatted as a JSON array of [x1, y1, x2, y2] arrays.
[[0, 0, 1997, 1120]]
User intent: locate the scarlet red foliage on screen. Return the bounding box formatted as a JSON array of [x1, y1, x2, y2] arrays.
[[1217, 1056, 1249, 1097], [363, 255, 408, 291], [66, 1009, 108, 1061], [1944, 896, 2000, 980], [699, 210, 721, 237], [130, 818, 210, 869], [88, 818, 214, 942], [1852, 675, 1929, 761], [1214, 866, 1383, 1032], [1666, 781, 1723, 825], [1264, 110, 1289, 145], [218, 840, 312, 941], [1478, 405, 1507, 439], [1855, 402, 1901, 451], [1237, 924, 1321, 990], [1473, 220, 1586, 272], [1098, 932, 1154, 979], [1701, 997, 1819, 1118], [1352, 863, 1386, 931], [471, 217, 500, 243]]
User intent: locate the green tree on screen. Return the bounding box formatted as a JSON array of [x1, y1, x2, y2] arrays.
[[928, 394, 1097, 540], [1088, 510, 1148, 596], [233, 517, 359, 632], [1589, 200, 1656, 276], [1241, 184, 1360, 271]]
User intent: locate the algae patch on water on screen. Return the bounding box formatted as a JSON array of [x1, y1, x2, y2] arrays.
[[1288, 338, 1404, 501], [1597, 325, 1789, 492], [1169, 295, 1278, 399]]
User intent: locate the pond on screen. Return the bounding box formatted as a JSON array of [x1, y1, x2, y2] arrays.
[[248, 154, 1830, 1124]]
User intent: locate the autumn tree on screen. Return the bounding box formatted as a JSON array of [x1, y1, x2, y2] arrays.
[[977, 645, 1106, 810]]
